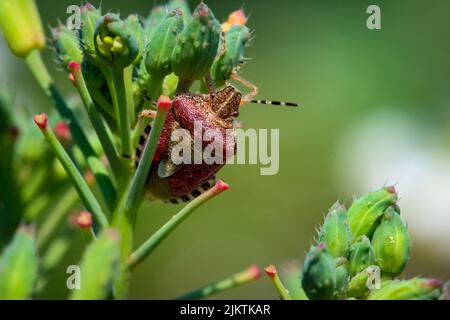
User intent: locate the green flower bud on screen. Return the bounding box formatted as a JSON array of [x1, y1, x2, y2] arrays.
[[368, 278, 443, 300], [168, 0, 191, 26], [0, 0, 45, 57], [145, 9, 184, 79], [348, 186, 398, 240], [301, 243, 336, 300], [125, 14, 145, 65], [80, 3, 102, 65], [211, 24, 251, 87], [145, 5, 166, 41], [334, 257, 349, 299], [348, 235, 376, 276], [347, 265, 379, 298], [95, 13, 140, 69], [51, 24, 83, 70], [317, 202, 352, 258], [372, 206, 410, 277], [171, 2, 221, 81]]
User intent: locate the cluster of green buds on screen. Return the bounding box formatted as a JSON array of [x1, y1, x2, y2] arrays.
[[264, 186, 448, 300]]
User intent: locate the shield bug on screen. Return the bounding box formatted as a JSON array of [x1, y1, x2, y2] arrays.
[[136, 82, 298, 204]]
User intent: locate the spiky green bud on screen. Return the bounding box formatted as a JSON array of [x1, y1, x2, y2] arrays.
[[95, 13, 140, 69], [368, 278, 443, 300], [80, 3, 102, 65], [51, 24, 82, 70], [301, 243, 336, 300], [145, 9, 184, 79], [348, 186, 398, 240], [144, 5, 166, 42], [0, 0, 45, 57], [372, 206, 410, 278], [317, 202, 352, 258], [211, 24, 251, 87], [171, 2, 221, 81], [347, 265, 379, 298], [348, 235, 376, 276], [334, 257, 349, 299]]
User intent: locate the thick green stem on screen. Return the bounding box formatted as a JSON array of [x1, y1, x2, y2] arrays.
[[124, 65, 136, 126], [35, 115, 109, 229], [175, 78, 194, 94], [128, 180, 230, 269], [148, 74, 164, 101], [70, 62, 123, 182], [36, 187, 79, 249], [89, 88, 115, 119], [110, 67, 132, 159], [177, 265, 261, 300], [24, 49, 116, 207]]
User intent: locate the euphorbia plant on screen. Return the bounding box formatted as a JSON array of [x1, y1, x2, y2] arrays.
[[0, 0, 263, 299]]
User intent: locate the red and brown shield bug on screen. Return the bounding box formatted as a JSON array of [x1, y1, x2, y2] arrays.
[[136, 79, 298, 204]]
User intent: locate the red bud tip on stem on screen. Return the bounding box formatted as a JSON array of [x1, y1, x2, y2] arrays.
[[76, 211, 93, 229], [156, 95, 172, 111], [317, 242, 327, 251], [212, 180, 230, 195], [68, 61, 81, 72], [55, 121, 72, 143], [247, 264, 262, 280], [423, 278, 443, 289], [84, 170, 95, 186], [34, 113, 48, 130], [264, 264, 277, 278], [10, 126, 19, 139]]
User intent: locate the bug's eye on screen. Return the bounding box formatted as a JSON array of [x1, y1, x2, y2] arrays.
[[232, 111, 239, 117], [210, 93, 216, 98]]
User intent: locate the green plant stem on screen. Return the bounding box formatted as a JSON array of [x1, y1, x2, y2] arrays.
[[89, 88, 115, 119], [175, 78, 194, 94], [265, 265, 293, 300], [128, 180, 230, 269], [37, 121, 109, 229], [72, 66, 123, 181], [131, 115, 152, 150], [124, 101, 170, 217], [24, 193, 50, 222], [110, 67, 132, 159], [148, 74, 164, 101], [36, 187, 79, 249], [176, 265, 261, 300], [24, 49, 116, 207], [124, 65, 136, 126]]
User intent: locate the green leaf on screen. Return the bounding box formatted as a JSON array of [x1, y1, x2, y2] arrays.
[[0, 225, 38, 299], [70, 229, 120, 300]]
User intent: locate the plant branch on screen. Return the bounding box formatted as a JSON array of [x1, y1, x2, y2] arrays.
[[176, 265, 261, 300], [264, 265, 293, 300], [34, 114, 109, 229], [128, 180, 230, 269]]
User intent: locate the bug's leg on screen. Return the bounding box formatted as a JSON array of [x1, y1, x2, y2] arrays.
[[205, 72, 216, 94], [139, 109, 157, 119], [231, 71, 259, 105]]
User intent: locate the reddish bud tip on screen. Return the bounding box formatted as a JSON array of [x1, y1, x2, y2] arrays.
[[214, 180, 230, 192], [264, 264, 277, 278], [10, 126, 19, 139], [84, 170, 95, 186], [76, 211, 93, 229], [317, 242, 327, 251], [222, 9, 248, 32], [55, 121, 72, 143], [157, 95, 172, 111], [247, 264, 262, 280], [34, 113, 48, 130], [68, 61, 81, 72], [386, 185, 396, 194], [423, 278, 443, 289], [68, 73, 76, 86]]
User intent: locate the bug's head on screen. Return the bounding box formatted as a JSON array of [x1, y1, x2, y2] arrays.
[[210, 86, 242, 119]]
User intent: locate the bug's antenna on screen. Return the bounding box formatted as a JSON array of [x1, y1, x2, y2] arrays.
[[250, 99, 299, 107]]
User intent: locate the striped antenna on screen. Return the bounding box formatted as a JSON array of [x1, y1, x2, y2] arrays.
[[251, 99, 299, 107]]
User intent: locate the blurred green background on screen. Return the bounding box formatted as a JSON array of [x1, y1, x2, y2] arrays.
[[1, 0, 450, 299]]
